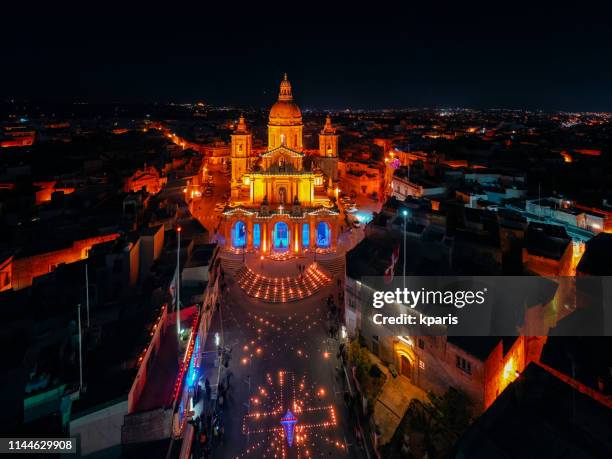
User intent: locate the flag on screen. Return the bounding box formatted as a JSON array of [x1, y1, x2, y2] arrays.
[[169, 264, 179, 308], [384, 244, 400, 284]]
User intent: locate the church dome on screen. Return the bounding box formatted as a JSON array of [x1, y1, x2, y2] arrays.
[[269, 74, 302, 126]]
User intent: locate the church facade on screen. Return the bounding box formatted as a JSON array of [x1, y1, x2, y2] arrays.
[[221, 75, 342, 257]]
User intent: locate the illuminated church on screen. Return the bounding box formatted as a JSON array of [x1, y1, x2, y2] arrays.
[[221, 74, 341, 256]]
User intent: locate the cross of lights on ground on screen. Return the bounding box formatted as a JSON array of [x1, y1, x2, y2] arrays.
[[238, 371, 344, 458]]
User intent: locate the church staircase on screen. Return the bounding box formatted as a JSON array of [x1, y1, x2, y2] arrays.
[[235, 262, 332, 302], [219, 252, 245, 275], [315, 253, 346, 277]]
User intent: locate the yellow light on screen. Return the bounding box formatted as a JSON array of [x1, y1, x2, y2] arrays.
[[503, 358, 516, 381]]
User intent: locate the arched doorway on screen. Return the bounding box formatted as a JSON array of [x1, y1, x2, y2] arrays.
[[302, 223, 310, 248], [253, 223, 261, 249], [316, 221, 331, 248], [273, 222, 289, 251], [233, 221, 246, 248], [400, 355, 411, 379]]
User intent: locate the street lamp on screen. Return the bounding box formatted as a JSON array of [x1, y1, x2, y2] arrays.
[[243, 227, 248, 262], [176, 226, 182, 348], [402, 209, 407, 289]]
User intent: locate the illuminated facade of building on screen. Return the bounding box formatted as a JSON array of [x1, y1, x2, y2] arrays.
[[221, 75, 341, 256]]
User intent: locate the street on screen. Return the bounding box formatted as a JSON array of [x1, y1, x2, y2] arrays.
[[189, 166, 231, 237], [200, 274, 365, 459]]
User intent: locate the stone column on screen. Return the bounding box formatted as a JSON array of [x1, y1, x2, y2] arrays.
[[331, 218, 338, 250], [310, 219, 316, 249], [261, 222, 267, 254], [247, 220, 253, 250], [293, 222, 299, 254]]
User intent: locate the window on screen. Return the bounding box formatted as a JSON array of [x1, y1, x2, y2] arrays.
[[316, 221, 331, 248], [419, 360, 425, 370], [302, 224, 310, 248], [418, 338, 425, 349], [253, 224, 261, 248], [456, 355, 472, 375], [233, 221, 246, 248]]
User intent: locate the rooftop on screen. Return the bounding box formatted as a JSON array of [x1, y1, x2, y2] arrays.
[[577, 232, 612, 275], [455, 362, 612, 458]]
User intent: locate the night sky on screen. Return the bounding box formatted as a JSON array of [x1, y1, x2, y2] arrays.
[[2, 2, 612, 111]]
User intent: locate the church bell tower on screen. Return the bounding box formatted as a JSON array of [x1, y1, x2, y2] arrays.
[[231, 115, 252, 196], [318, 114, 339, 182]]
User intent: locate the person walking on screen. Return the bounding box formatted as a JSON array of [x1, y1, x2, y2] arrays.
[[225, 370, 233, 389], [205, 377, 211, 402]]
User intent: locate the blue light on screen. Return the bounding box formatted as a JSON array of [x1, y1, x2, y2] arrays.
[[253, 223, 261, 248], [274, 222, 289, 250], [186, 336, 201, 389], [233, 221, 246, 248], [280, 410, 298, 447], [302, 223, 309, 248], [355, 212, 373, 224], [316, 222, 330, 248]]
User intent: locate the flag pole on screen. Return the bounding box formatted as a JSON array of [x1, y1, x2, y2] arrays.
[[85, 264, 90, 328], [176, 226, 182, 346], [402, 209, 407, 289], [77, 303, 83, 394]]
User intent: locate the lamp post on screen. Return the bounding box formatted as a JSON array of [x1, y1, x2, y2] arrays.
[[176, 226, 182, 346], [85, 264, 90, 328], [77, 303, 83, 394], [243, 226, 248, 263], [402, 209, 407, 289]]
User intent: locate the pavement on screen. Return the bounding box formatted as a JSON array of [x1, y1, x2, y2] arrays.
[[191, 271, 366, 459], [373, 369, 426, 446]]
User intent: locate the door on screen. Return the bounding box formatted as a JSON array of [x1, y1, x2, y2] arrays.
[[400, 355, 411, 379]]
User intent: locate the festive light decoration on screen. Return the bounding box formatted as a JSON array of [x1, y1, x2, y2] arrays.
[[136, 304, 167, 369], [171, 308, 200, 403], [235, 262, 332, 302], [280, 410, 298, 447], [222, 205, 339, 219], [240, 371, 341, 458]]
